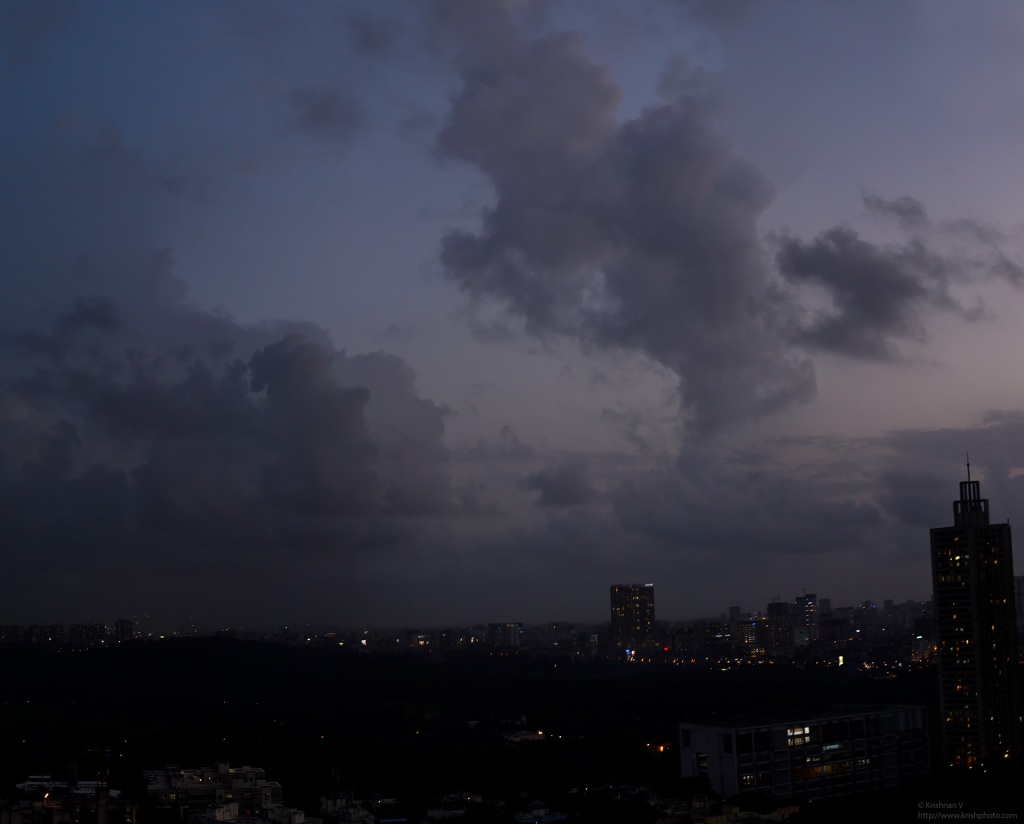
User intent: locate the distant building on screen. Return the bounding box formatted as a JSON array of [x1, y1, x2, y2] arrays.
[[727, 606, 742, 636], [609, 583, 655, 652], [4, 775, 137, 824], [0, 625, 66, 644], [679, 704, 929, 801], [0, 625, 23, 644], [757, 619, 794, 659], [797, 593, 817, 642], [115, 619, 134, 643], [930, 472, 1021, 768], [488, 622, 524, 648], [70, 623, 106, 645], [28, 624, 65, 644], [145, 762, 284, 819]]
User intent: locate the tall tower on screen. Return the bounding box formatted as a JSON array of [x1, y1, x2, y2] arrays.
[[930, 471, 1021, 768], [610, 583, 655, 652]]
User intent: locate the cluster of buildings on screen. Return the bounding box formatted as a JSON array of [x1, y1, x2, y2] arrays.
[[144, 763, 304, 824], [1, 471, 1020, 813], [0, 775, 137, 824], [677, 472, 1023, 804], [608, 580, 937, 665], [0, 619, 134, 646]]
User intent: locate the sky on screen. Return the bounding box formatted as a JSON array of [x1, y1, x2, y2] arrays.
[[4, 0, 1024, 630]]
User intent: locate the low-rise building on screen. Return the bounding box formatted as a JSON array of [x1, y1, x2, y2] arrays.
[[679, 704, 928, 801], [144, 762, 284, 818], [1, 775, 137, 824]]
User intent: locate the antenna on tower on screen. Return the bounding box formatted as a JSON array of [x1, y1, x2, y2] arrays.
[[966, 452, 971, 482]]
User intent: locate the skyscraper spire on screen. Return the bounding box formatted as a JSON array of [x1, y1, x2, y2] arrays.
[[930, 468, 1021, 768]]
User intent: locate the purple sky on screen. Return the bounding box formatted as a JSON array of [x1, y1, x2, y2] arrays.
[[4, 0, 1024, 629]]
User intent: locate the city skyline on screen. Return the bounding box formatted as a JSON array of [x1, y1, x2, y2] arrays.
[[4, 2, 1024, 627], [0, 585, 940, 635]]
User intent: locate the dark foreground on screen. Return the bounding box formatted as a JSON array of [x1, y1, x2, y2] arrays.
[[1, 639, 1020, 821]]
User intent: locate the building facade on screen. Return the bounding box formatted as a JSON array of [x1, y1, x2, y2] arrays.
[[487, 622, 524, 648], [679, 705, 929, 801], [609, 583, 655, 652], [930, 474, 1021, 768], [144, 762, 284, 819], [1015, 575, 1024, 635]]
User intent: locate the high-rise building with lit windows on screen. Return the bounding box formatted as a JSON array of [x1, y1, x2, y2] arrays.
[[610, 583, 655, 652], [930, 472, 1021, 768]]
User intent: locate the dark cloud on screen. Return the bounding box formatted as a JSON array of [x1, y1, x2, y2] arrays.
[[335, 351, 452, 516], [0, 123, 452, 624], [464, 424, 534, 459], [862, 194, 928, 232], [601, 407, 655, 453], [56, 298, 119, 334], [525, 458, 596, 506], [875, 470, 947, 528], [2, 294, 453, 531], [775, 226, 936, 359], [775, 194, 1023, 359], [250, 335, 378, 517], [435, 11, 815, 433], [289, 87, 361, 142], [610, 462, 882, 557]]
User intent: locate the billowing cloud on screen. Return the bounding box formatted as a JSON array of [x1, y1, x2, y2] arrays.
[[775, 194, 1022, 359], [7, 1, 1024, 628], [434, 11, 815, 434], [609, 457, 883, 558], [0, 119, 453, 624]]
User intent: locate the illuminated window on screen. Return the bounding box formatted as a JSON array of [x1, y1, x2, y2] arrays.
[[787, 726, 811, 746]]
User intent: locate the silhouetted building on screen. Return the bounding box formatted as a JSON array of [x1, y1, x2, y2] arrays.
[[1016, 575, 1024, 635], [5, 776, 137, 824], [27, 624, 65, 644], [680, 705, 928, 800], [70, 623, 105, 645], [487, 622, 524, 648], [0, 625, 23, 644], [114, 618, 133, 643], [930, 472, 1021, 768], [798, 592, 817, 642], [757, 618, 794, 659], [145, 762, 283, 819], [610, 583, 655, 652]]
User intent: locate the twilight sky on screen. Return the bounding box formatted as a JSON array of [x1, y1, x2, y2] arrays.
[[4, 0, 1024, 629]]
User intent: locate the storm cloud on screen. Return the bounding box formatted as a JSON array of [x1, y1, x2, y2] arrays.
[[0, 115, 454, 624], [525, 458, 596, 507], [5, 1, 1024, 627], [775, 194, 1022, 359], [435, 10, 816, 434]]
